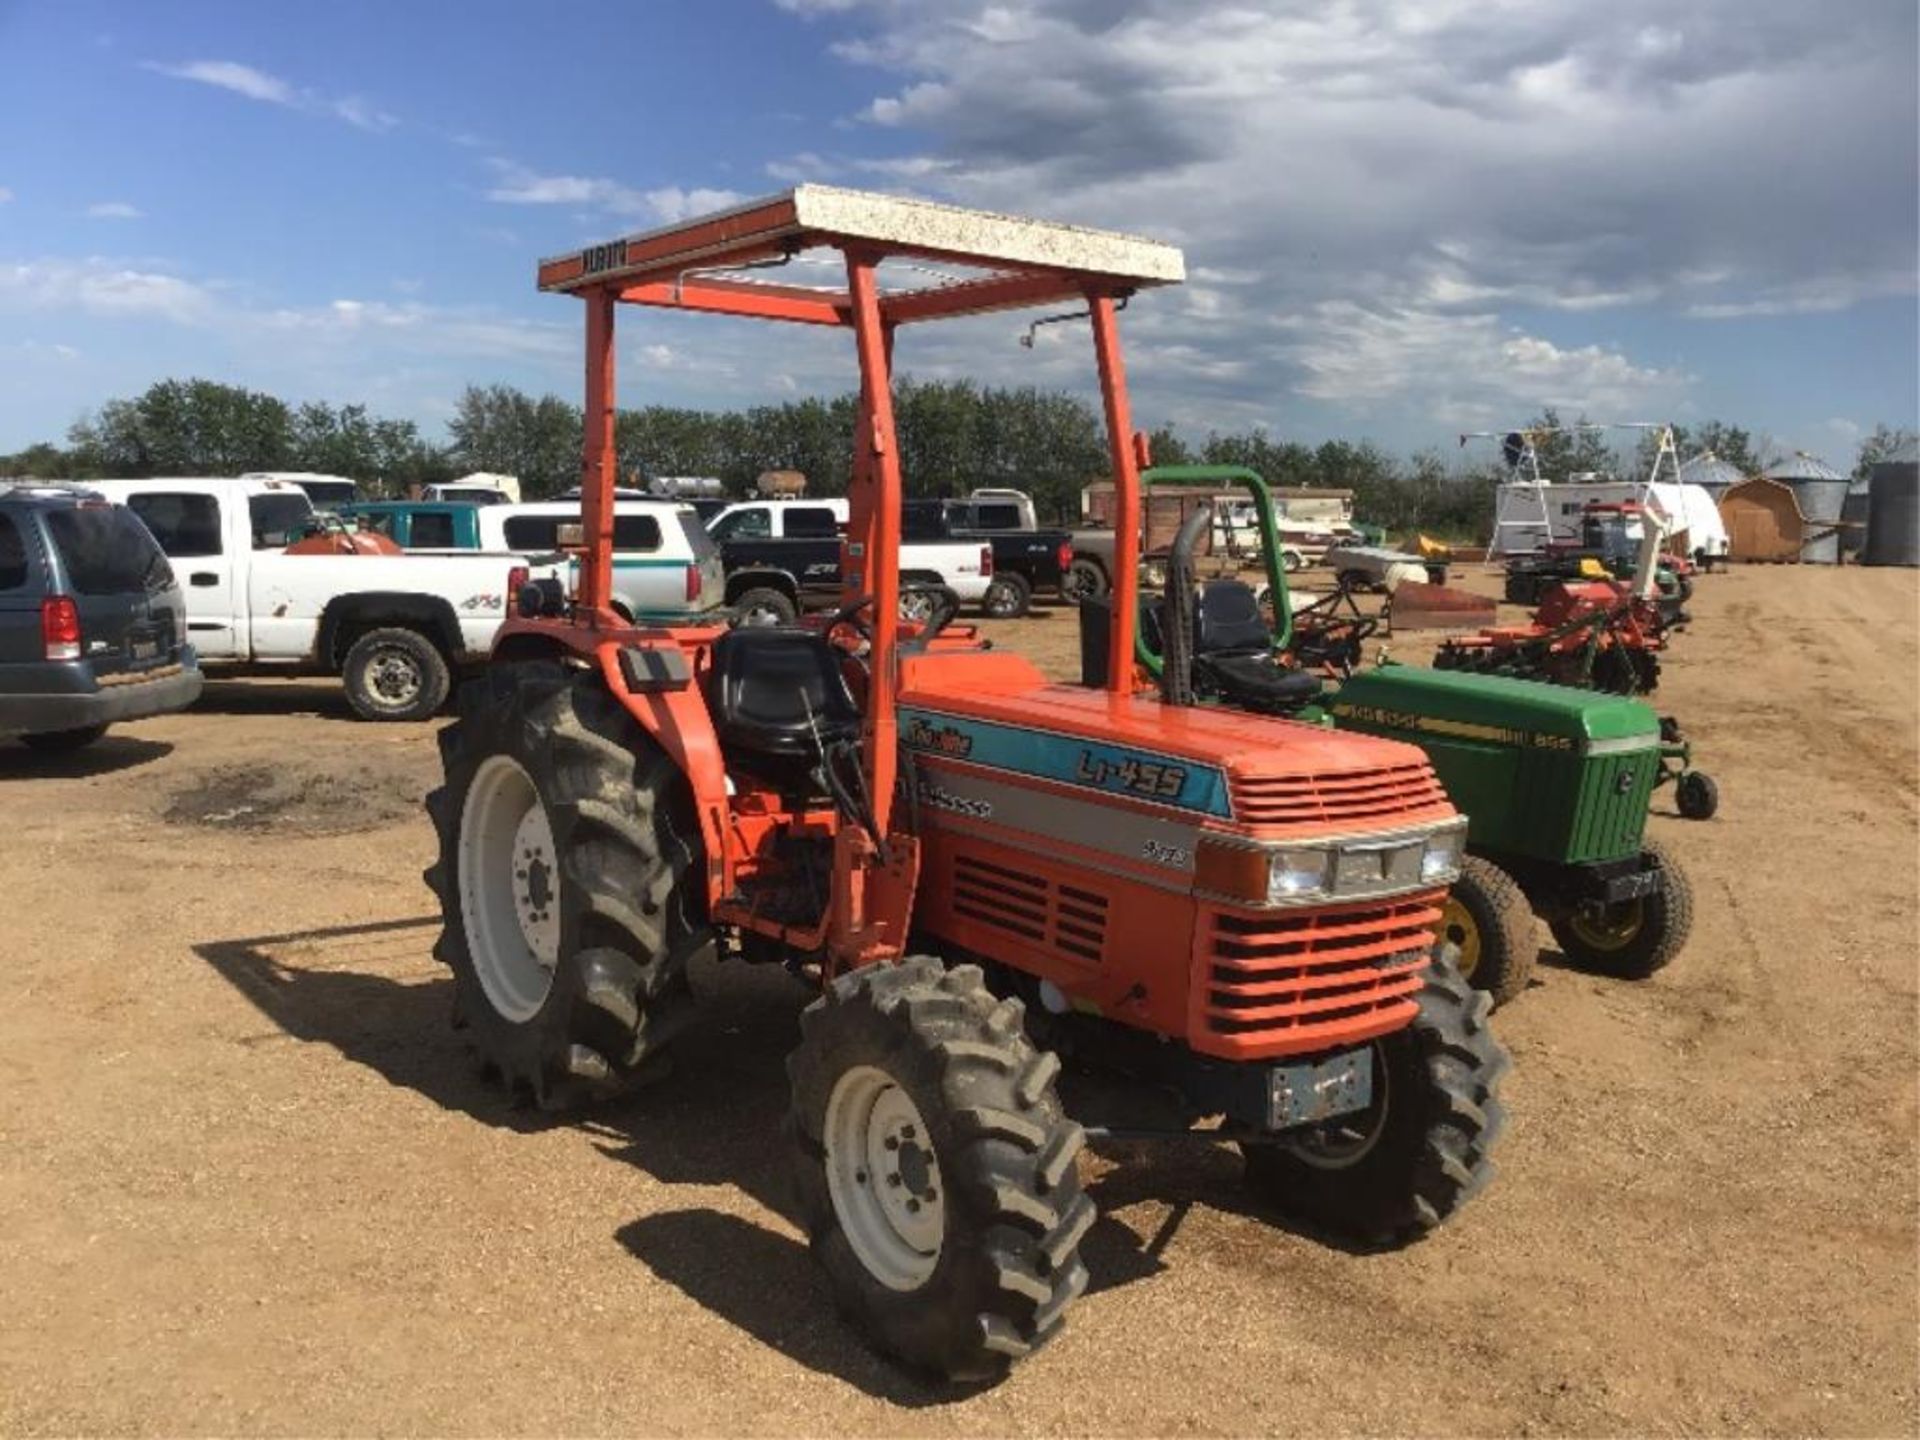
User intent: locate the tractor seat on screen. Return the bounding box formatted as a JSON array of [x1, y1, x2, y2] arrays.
[[1193, 579, 1321, 713], [1196, 579, 1274, 656], [1194, 652, 1323, 713], [708, 627, 862, 767]]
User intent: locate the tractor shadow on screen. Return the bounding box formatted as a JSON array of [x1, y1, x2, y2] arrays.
[[194, 915, 545, 1130], [193, 922, 1367, 1395]]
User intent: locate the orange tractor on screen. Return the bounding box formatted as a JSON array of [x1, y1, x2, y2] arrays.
[[424, 187, 1507, 1381]]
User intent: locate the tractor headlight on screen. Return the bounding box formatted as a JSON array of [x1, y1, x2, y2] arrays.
[[1268, 848, 1332, 902], [1420, 825, 1466, 883]]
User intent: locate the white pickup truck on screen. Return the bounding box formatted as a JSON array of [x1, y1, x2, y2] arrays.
[[90, 477, 560, 721]]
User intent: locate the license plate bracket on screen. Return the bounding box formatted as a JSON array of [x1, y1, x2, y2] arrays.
[[130, 637, 160, 661], [1267, 1047, 1373, 1130]]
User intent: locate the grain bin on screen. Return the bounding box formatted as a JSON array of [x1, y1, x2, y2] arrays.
[[1676, 452, 1747, 499], [1762, 452, 1849, 563], [1862, 437, 1919, 567]]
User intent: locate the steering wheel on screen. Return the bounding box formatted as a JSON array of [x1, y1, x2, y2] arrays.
[[823, 595, 874, 654], [1294, 613, 1379, 674]]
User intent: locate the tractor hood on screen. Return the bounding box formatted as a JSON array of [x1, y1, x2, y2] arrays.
[[1328, 663, 1660, 749]]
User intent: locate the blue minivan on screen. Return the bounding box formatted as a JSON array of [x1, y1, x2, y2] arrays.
[[0, 484, 204, 750]]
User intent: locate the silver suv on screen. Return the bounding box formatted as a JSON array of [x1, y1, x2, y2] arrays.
[[0, 484, 204, 750]]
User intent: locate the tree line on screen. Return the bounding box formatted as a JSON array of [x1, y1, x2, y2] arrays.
[[4, 376, 1911, 541]]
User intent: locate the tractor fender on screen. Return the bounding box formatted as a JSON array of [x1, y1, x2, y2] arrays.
[[592, 641, 733, 909], [484, 616, 735, 910]]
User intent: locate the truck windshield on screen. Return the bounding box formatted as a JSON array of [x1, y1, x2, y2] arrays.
[[249, 494, 316, 548], [45, 505, 175, 594]]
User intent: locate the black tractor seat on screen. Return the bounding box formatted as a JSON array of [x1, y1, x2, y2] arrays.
[[1191, 578, 1322, 714], [707, 627, 862, 777]]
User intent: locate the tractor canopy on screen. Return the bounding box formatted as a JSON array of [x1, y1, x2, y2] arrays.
[[1328, 664, 1660, 750]]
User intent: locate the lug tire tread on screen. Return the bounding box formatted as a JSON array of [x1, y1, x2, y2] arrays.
[[786, 957, 1090, 1382]]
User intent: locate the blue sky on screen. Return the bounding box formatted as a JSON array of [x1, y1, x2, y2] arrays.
[[1, 0, 1914, 467]]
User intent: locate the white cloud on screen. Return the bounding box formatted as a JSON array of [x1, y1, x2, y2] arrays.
[[144, 59, 395, 131], [0, 188, 13, 204], [483, 159, 741, 224], [1280, 303, 1686, 423], [783, 0, 1915, 436], [146, 59, 292, 104], [0, 258, 214, 324], [85, 201, 143, 220]]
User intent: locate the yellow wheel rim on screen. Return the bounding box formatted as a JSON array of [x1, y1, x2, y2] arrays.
[[1568, 901, 1646, 953], [1439, 895, 1482, 980]]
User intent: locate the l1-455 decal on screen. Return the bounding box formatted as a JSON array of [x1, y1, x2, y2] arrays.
[[900, 708, 1232, 817]]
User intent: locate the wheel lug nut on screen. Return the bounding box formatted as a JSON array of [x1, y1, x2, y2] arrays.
[[887, 1173, 901, 1187], [855, 1170, 867, 1184], [902, 1125, 916, 1140], [906, 1199, 921, 1213], [884, 1136, 899, 1150]]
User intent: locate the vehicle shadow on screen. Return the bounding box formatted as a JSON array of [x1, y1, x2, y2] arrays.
[[0, 734, 173, 778], [193, 678, 364, 722], [193, 921, 1360, 1391]]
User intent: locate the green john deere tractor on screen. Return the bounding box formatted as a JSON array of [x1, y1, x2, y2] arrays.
[[1130, 465, 1693, 1005]]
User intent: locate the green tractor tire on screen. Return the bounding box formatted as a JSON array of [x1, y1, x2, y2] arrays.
[[1437, 856, 1537, 1009], [1549, 836, 1693, 980]]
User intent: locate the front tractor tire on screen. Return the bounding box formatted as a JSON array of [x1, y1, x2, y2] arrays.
[[1241, 951, 1508, 1246], [787, 957, 1093, 1383], [424, 663, 711, 1109], [1439, 855, 1538, 1008], [1549, 835, 1693, 979]]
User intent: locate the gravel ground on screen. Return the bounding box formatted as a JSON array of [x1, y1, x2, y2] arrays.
[[0, 563, 1914, 1436]]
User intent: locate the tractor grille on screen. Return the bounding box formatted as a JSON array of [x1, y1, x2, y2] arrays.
[[952, 854, 1110, 965], [1230, 762, 1449, 829], [1199, 893, 1442, 1050]]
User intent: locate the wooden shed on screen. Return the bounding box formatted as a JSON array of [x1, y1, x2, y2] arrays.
[[1719, 476, 1812, 562]]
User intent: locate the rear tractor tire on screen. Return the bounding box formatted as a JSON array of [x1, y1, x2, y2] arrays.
[[1240, 949, 1508, 1245], [1438, 855, 1537, 1008], [424, 663, 712, 1109], [787, 957, 1092, 1383], [1549, 835, 1692, 980]]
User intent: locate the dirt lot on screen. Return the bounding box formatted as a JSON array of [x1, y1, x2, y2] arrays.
[[1, 564, 1915, 1436]]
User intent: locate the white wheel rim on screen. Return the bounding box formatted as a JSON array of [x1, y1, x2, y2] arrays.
[[824, 1065, 943, 1290], [458, 754, 560, 1022]]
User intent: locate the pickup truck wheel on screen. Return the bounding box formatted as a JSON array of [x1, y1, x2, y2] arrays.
[[343, 627, 450, 721], [1061, 558, 1108, 602], [733, 587, 798, 627], [20, 724, 110, 752], [424, 663, 712, 1110], [982, 573, 1032, 619]]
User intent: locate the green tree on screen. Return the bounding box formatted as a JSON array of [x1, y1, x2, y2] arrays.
[[447, 384, 583, 498], [1853, 423, 1917, 481]]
